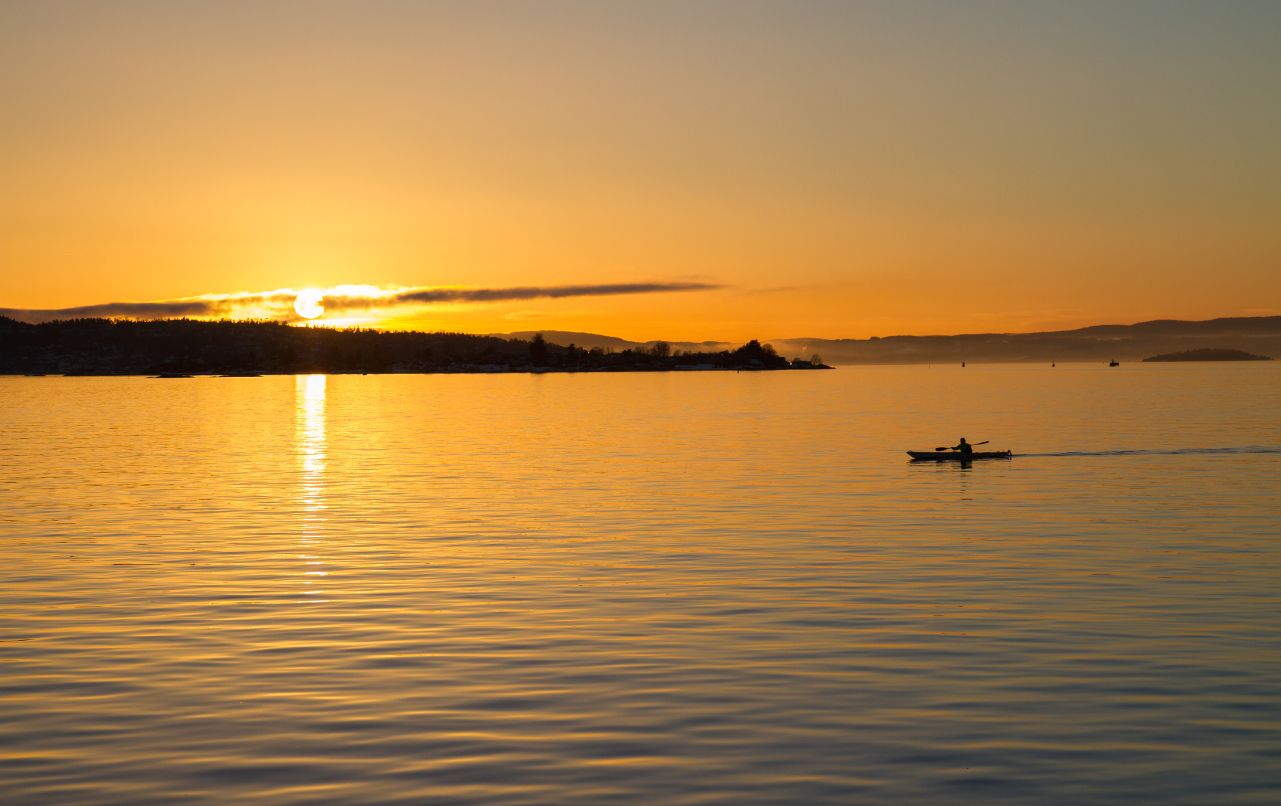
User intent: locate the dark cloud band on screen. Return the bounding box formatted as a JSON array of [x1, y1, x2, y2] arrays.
[[0, 300, 223, 321], [330, 282, 720, 309], [0, 281, 720, 323]]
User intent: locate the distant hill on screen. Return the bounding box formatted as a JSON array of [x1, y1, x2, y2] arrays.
[[771, 316, 1281, 365], [499, 330, 734, 355], [1143, 348, 1273, 362]]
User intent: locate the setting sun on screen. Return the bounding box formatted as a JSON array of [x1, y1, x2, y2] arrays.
[[293, 289, 325, 320]]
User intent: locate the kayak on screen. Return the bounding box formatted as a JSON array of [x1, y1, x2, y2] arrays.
[[907, 450, 1013, 461]]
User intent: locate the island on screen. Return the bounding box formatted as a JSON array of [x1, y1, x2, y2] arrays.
[[1142, 348, 1273, 362], [0, 317, 831, 376]]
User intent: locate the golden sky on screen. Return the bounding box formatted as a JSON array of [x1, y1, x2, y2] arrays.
[[2, 1, 1278, 340]]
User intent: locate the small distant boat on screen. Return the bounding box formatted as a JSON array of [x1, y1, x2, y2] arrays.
[[907, 450, 1013, 461], [1109, 360, 1120, 367]]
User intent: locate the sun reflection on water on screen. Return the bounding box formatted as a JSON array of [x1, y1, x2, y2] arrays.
[[296, 374, 328, 600]]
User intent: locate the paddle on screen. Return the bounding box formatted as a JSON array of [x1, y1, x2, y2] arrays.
[[935, 440, 989, 451]]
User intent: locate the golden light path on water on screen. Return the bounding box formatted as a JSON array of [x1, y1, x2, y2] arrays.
[[297, 374, 328, 602]]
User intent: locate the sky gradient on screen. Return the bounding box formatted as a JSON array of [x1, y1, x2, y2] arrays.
[[2, 1, 1278, 340]]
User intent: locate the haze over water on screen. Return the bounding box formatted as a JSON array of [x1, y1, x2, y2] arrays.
[[2, 364, 1279, 804]]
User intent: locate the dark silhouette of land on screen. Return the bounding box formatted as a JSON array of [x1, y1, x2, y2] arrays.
[[7, 314, 1279, 374], [0, 317, 830, 376], [1142, 348, 1273, 362]]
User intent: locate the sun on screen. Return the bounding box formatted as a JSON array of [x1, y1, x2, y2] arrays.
[[293, 288, 325, 320]]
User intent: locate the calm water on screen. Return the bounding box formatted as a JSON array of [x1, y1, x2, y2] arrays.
[[2, 364, 1279, 804]]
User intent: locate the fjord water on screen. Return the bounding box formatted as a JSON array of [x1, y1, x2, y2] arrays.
[[2, 364, 1279, 804]]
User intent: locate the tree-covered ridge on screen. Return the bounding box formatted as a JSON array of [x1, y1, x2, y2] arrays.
[[0, 317, 830, 375]]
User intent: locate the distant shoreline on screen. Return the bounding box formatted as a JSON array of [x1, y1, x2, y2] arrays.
[[6, 313, 1281, 369], [11, 358, 1281, 379]]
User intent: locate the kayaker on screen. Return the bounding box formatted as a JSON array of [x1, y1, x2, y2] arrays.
[[951, 437, 974, 456]]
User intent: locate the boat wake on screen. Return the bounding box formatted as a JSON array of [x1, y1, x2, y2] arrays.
[[1020, 446, 1281, 458]]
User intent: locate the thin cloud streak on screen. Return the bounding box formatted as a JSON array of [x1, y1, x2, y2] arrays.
[[0, 282, 721, 323]]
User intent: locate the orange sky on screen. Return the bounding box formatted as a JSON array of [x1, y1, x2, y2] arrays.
[[2, 2, 1278, 341]]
